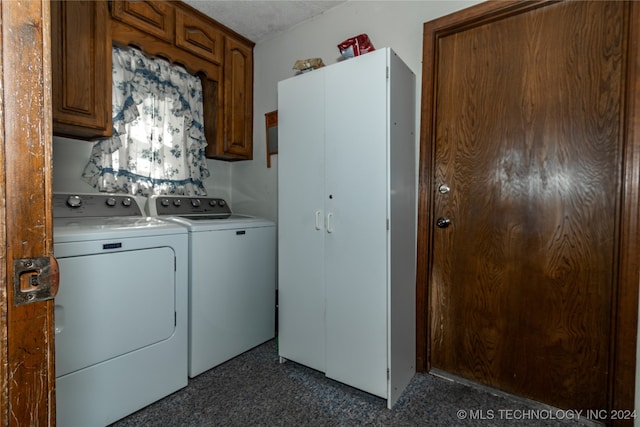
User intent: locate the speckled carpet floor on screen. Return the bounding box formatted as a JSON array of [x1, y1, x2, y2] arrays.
[[110, 340, 590, 427]]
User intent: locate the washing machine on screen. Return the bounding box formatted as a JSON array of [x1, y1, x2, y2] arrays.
[[53, 193, 188, 427], [147, 195, 276, 377]]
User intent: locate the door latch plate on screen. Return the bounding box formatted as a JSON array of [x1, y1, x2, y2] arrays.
[[13, 256, 59, 306]]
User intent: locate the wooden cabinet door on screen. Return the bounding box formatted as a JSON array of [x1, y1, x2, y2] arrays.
[[51, 0, 111, 139], [176, 7, 223, 65], [111, 0, 174, 42], [219, 36, 253, 160]]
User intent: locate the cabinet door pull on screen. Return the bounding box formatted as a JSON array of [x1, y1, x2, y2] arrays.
[[315, 210, 323, 230], [327, 213, 334, 233]]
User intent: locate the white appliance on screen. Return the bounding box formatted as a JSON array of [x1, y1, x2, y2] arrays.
[[277, 47, 416, 408], [147, 195, 276, 378], [53, 193, 188, 427]]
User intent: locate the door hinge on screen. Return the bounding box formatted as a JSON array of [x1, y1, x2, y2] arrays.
[[386, 66, 390, 79], [13, 256, 59, 306]]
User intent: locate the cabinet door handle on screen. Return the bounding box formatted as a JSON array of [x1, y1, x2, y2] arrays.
[[326, 213, 334, 233], [315, 210, 323, 230]]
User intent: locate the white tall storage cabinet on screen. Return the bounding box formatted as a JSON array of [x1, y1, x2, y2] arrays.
[[277, 48, 416, 408]]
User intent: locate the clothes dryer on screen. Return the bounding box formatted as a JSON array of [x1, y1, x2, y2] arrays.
[[53, 193, 188, 427]]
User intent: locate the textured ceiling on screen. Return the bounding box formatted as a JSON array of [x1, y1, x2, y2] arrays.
[[183, 1, 346, 43]]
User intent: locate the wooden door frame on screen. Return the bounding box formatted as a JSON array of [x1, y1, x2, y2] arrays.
[[416, 0, 640, 419], [0, 0, 56, 425]]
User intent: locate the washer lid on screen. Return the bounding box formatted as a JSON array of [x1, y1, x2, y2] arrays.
[[169, 215, 275, 231], [54, 216, 187, 242]]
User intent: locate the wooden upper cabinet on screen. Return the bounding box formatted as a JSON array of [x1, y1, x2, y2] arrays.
[[111, 0, 175, 42], [51, 0, 112, 139], [52, 0, 254, 160], [176, 8, 223, 65], [218, 36, 254, 160], [111, 0, 255, 161]]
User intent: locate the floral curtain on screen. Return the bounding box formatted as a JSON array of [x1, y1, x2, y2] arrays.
[[82, 46, 210, 196]]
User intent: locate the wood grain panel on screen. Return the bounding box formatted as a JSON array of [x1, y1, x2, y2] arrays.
[[613, 4, 640, 419], [1, 0, 55, 424], [202, 75, 222, 159], [51, 0, 112, 139], [428, 0, 625, 412], [176, 8, 222, 64], [112, 20, 221, 79], [111, 0, 174, 42], [219, 36, 253, 160]]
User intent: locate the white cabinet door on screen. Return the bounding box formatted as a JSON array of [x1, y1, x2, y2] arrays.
[[278, 70, 327, 372], [324, 50, 390, 399]]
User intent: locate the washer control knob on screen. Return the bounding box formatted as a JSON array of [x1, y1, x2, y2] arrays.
[[173, 199, 182, 207], [191, 199, 201, 207], [218, 200, 226, 207], [209, 200, 217, 207], [106, 197, 117, 207], [122, 197, 132, 207], [160, 198, 170, 207], [66, 195, 82, 208]]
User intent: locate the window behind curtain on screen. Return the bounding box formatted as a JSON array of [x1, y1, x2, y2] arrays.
[[82, 46, 210, 196]]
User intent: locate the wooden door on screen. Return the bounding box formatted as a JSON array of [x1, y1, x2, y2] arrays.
[[0, 0, 57, 425], [417, 0, 640, 417]]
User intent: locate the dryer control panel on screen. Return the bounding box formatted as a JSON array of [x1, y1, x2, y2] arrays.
[[53, 193, 144, 218]]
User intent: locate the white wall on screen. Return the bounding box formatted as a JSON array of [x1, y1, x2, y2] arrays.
[[52, 137, 97, 194], [233, 0, 482, 220]]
